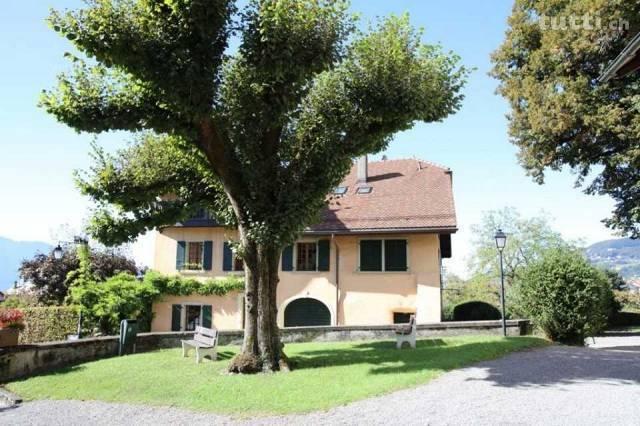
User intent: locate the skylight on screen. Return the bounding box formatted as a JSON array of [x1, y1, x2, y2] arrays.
[[334, 186, 348, 195], [356, 186, 372, 194]]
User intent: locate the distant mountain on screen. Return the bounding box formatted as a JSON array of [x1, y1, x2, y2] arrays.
[[586, 238, 640, 279], [0, 237, 51, 291]]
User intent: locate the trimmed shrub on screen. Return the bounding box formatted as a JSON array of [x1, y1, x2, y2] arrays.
[[609, 311, 640, 328], [452, 301, 501, 321], [19, 306, 79, 343], [516, 248, 611, 345]]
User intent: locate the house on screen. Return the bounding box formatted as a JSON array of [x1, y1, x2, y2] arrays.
[[599, 31, 640, 82], [150, 156, 457, 332]]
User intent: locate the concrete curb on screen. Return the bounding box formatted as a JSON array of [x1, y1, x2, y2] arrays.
[[0, 387, 22, 406]]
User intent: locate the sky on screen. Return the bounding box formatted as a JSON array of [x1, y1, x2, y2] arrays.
[[0, 0, 620, 279]]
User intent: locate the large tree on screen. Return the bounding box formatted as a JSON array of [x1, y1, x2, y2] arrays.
[[491, 1, 640, 236], [468, 208, 567, 288], [42, 0, 467, 372]]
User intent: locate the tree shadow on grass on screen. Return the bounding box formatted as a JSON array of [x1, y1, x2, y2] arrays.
[[290, 337, 544, 376]]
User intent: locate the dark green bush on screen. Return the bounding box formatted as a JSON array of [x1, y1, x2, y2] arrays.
[[516, 248, 611, 345], [609, 311, 640, 328], [452, 301, 501, 321], [19, 306, 79, 343]]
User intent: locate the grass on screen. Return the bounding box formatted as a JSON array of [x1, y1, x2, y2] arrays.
[[7, 335, 547, 415]]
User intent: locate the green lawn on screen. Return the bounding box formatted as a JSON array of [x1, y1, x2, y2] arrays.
[[7, 336, 546, 415]]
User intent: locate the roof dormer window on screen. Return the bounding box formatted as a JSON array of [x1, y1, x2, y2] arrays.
[[334, 186, 348, 195]]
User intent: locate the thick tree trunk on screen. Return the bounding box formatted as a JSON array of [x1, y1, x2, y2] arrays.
[[229, 241, 287, 373]]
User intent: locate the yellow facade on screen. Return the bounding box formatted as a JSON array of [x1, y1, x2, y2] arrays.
[[151, 227, 443, 331]]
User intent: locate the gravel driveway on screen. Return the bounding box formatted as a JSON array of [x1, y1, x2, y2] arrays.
[[3, 335, 640, 426]]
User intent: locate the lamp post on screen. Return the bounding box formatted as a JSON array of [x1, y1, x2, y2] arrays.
[[494, 229, 507, 337], [52, 236, 89, 339]]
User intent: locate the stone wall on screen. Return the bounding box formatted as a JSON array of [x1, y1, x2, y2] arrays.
[[0, 319, 528, 382]]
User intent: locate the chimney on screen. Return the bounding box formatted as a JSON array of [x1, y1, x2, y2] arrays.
[[356, 155, 368, 184]]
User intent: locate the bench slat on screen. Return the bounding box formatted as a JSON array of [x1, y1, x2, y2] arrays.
[[195, 334, 215, 346], [195, 326, 217, 338]]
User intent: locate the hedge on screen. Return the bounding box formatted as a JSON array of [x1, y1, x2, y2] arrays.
[[19, 306, 79, 344], [452, 301, 502, 321]]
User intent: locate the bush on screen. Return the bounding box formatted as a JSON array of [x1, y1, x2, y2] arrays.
[[68, 271, 244, 336], [19, 306, 79, 343], [452, 301, 501, 321], [69, 273, 159, 335], [609, 311, 640, 328], [516, 248, 611, 345]]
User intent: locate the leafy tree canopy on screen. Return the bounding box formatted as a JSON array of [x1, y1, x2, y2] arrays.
[[469, 207, 568, 287], [43, 0, 468, 247], [491, 1, 640, 236], [18, 244, 138, 305]]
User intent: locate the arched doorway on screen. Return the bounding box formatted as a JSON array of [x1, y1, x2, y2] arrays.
[[284, 298, 331, 327]]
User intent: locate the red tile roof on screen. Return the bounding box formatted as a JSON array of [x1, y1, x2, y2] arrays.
[[306, 159, 457, 234]]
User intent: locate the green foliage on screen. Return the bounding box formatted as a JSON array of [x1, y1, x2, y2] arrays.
[[68, 271, 244, 335], [469, 207, 568, 288], [65, 243, 95, 290], [491, 1, 640, 236], [603, 269, 627, 291], [442, 274, 500, 320], [145, 270, 244, 297], [452, 301, 501, 322], [42, 0, 468, 248], [2, 293, 41, 309], [515, 247, 612, 344], [69, 273, 158, 335], [18, 243, 138, 305], [19, 306, 79, 344], [614, 290, 640, 312], [7, 337, 547, 415]]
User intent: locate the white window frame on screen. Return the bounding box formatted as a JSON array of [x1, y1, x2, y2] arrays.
[[182, 241, 205, 271], [180, 303, 204, 331], [357, 238, 410, 273], [293, 240, 320, 272]]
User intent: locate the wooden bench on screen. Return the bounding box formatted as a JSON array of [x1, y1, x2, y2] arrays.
[[182, 326, 218, 363], [395, 314, 416, 349]]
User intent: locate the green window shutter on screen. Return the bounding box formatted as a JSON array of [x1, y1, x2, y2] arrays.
[[223, 242, 233, 271], [202, 305, 212, 328], [318, 240, 330, 271], [203, 241, 213, 270], [360, 240, 382, 271], [282, 245, 294, 271], [171, 304, 182, 331], [176, 241, 186, 270], [385, 240, 407, 271], [439, 234, 452, 258]]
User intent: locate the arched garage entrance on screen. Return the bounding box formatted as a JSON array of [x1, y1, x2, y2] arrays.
[[284, 298, 331, 327]]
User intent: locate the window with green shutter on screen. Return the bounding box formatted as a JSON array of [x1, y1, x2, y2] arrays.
[[385, 240, 407, 271], [360, 240, 382, 271], [171, 304, 182, 331], [318, 240, 330, 271], [359, 239, 408, 272], [202, 305, 212, 328], [282, 245, 294, 271]]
